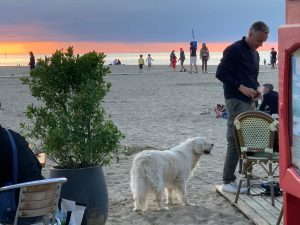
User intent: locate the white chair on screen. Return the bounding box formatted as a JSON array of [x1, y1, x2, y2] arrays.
[[0, 178, 67, 225]]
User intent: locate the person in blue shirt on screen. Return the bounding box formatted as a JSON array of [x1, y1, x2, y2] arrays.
[[259, 83, 278, 115], [216, 21, 270, 194]]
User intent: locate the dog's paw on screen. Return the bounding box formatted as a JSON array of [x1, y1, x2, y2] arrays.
[[184, 202, 195, 206], [133, 207, 142, 211], [157, 206, 169, 211], [166, 200, 173, 205]]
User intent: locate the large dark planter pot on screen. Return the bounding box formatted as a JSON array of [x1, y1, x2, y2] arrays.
[[49, 166, 108, 225]]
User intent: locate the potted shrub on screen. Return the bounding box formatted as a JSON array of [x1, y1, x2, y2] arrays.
[[21, 47, 123, 225]]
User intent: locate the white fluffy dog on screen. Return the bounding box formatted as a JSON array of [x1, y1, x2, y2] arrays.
[[130, 137, 213, 211]]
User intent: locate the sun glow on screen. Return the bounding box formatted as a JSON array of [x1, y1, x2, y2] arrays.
[[0, 41, 278, 55]]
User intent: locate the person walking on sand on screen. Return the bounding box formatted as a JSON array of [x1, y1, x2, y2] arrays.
[[146, 54, 154, 71], [216, 21, 269, 194], [171, 52, 177, 71], [178, 48, 187, 72], [169, 50, 175, 68], [138, 54, 145, 73], [28, 51, 35, 70], [190, 42, 198, 73], [200, 43, 210, 73]]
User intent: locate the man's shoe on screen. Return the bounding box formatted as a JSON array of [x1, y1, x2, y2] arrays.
[[222, 182, 247, 194]]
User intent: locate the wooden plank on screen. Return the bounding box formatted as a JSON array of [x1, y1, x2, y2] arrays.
[[240, 194, 279, 225], [19, 206, 53, 217], [19, 199, 55, 209], [216, 185, 269, 225], [24, 183, 58, 192], [247, 186, 283, 208], [21, 190, 57, 201]]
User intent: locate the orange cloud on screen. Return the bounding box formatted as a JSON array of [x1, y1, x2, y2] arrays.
[[0, 41, 278, 54]]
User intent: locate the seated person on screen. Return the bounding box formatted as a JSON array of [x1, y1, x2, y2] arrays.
[[0, 125, 44, 224], [259, 83, 278, 115], [258, 84, 279, 152], [214, 104, 228, 118], [112, 59, 118, 65]]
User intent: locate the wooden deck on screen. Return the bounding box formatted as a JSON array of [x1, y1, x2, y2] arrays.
[[216, 185, 283, 225]]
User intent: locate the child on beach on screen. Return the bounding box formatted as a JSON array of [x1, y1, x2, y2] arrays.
[[169, 50, 175, 67], [146, 54, 154, 71], [171, 53, 177, 70], [214, 104, 228, 119], [138, 55, 145, 73]]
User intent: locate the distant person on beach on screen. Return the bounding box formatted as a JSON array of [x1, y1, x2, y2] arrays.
[[200, 43, 210, 73], [169, 50, 175, 67], [178, 48, 187, 72], [259, 83, 278, 115], [146, 54, 154, 71], [263, 58, 267, 66], [216, 21, 269, 194], [171, 52, 177, 70], [190, 42, 198, 73], [138, 55, 145, 73], [28, 51, 35, 70], [270, 47, 277, 69], [112, 59, 121, 65]]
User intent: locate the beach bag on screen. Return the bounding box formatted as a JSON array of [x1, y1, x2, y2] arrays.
[[0, 128, 18, 223]]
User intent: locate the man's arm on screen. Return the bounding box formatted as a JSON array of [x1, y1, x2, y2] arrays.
[[216, 46, 242, 91]]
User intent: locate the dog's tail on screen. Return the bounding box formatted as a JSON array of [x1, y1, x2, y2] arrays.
[[131, 166, 148, 211]]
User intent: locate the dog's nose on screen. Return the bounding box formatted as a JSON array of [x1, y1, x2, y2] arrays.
[[204, 149, 211, 154]]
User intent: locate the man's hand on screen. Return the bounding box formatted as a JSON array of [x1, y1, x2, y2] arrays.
[[238, 84, 259, 99]]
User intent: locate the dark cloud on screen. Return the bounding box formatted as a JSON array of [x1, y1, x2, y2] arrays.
[[0, 0, 285, 42]]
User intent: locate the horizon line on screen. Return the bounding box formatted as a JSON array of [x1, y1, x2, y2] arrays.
[[0, 41, 278, 54]]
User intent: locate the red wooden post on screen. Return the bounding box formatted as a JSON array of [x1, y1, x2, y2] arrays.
[[279, 1, 300, 224]]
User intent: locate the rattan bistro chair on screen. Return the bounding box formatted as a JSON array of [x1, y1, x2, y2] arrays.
[[233, 111, 279, 206], [0, 178, 67, 225]]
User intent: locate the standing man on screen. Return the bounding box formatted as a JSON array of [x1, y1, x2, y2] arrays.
[[28, 51, 36, 70], [216, 21, 269, 193], [190, 42, 198, 73], [178, 48, 187, 72], [270, 47, 278, 69]]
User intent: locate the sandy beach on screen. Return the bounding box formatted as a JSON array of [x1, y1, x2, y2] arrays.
[[0, 64, 278, 225]]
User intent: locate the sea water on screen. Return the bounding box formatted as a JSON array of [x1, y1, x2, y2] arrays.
[[0, 51, 273, 67]]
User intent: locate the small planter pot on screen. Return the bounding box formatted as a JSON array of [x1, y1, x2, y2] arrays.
[[49, 166, 108, 225]]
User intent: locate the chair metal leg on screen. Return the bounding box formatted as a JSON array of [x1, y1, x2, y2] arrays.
[[269, 163, 275, 206], [235, 179, 243, 203], [238, 158, 242, 174], [276, 206, 283, 225]]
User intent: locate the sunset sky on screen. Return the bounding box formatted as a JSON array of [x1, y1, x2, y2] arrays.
[[0, 0, 285, 54]]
